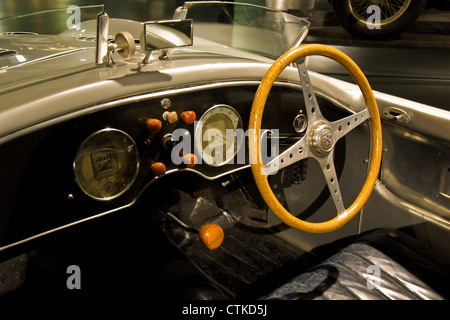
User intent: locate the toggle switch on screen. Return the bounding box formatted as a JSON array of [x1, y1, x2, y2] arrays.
[[163, 111, 178, 124], [181, 111, 196, 125], [162, 133, 176, 150], [146, 119, 162, 133], [150, 162, 166, 176]]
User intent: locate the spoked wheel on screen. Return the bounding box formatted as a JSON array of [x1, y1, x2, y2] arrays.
[[332, 0, 427, 39]]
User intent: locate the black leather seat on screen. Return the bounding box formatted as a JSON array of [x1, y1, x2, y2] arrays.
[[264, 228, 449, 300]]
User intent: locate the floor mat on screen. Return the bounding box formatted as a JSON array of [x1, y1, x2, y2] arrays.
[[156, 211, 310, 298]]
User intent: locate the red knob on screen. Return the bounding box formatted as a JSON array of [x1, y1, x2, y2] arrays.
[[151, 162, 166, 176], [146, 119, 162, 133], [181, 111, 196, 125], [183, 153, 197, 168]]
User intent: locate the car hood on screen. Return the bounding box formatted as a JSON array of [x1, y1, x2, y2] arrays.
[[0, 34, 96, 86], [0, 31, 277, 88]]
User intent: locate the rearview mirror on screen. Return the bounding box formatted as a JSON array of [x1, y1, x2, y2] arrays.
[[141, 19, 193, 52]]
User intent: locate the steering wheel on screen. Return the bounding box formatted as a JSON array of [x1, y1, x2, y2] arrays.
[[248, 44, 382, 233]]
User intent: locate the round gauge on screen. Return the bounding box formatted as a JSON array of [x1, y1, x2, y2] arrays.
[[73, 128, 140, 200], [195, 104, 243, 166]]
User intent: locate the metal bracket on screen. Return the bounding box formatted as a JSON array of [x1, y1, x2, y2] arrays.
[[95, 12, 109, 64], [382, 107, 411, 124]]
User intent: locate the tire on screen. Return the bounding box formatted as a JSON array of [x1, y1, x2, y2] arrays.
[[331, 0, 428, 39]]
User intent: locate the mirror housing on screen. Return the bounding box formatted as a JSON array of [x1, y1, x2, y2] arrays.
[[140, 19, 193, 52]]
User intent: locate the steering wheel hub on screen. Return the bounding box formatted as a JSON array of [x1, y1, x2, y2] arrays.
[[311, 123, 335, 156]]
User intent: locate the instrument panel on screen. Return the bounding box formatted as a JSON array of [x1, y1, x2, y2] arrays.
[[69, 86, 335, 202], [73, 129, 140, 200], [72, 104, 246, 200], [194, 104, 244, 167]]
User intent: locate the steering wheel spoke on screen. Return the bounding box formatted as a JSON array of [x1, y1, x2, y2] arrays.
[[297, 61, 323, 124], [263, 136, 309, 175], [317, 154, 345, 215], [331, 108, 370, 141]]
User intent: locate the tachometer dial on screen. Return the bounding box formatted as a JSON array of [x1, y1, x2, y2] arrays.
[[195, 104, 243, 166], [73, 128, 139, 200]]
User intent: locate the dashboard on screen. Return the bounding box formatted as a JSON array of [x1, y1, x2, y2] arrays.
[[0, 82, 350, 249]]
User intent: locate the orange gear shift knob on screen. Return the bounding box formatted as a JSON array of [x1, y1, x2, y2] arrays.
[[199, 224, 224, 250]]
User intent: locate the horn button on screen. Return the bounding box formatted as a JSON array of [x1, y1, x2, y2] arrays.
[[310, 122, 335, 157]]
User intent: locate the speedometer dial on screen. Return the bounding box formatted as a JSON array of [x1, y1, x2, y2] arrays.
[[195, 104, 243, 166], [73, 128, 139, 200]]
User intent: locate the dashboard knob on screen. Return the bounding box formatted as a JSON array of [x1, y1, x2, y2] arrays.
[[163, 111, 178, 124], [199, 224, 224, 250], [146, 119, 162, 133], [150, 162, 166, 176], [183, 153, 197, 168], [181, 111, 196, 124]]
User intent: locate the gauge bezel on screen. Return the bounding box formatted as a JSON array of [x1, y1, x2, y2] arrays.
[[194, 104, 244, 167], [73, 128, 140, 201]]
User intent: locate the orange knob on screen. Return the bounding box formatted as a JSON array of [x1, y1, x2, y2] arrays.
[[181, 111, 196, 125], [150, 162, 166, 176], [146, 119, 162, 133], [199, 224, 224, 250], [183, 153, 197, 168]]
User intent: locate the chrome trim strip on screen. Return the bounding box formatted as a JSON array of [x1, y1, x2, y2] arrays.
[[373, 181, 450, 230], [0, 201, 136, 252], [164, 164, 251, 181], [1, 32, 38, 36], [0, 48, 18, 56], [0, 48, 90, 71]]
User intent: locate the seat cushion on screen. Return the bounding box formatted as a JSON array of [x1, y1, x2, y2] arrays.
[[264, 229, 449, 300]]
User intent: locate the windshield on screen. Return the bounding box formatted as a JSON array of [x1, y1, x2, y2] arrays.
[[0, 2, 309, 61], [0, 5, 104, 35], [183, 1, 310, 59]]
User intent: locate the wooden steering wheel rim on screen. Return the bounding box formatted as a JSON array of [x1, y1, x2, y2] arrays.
[[248, 44, 382, 233]]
